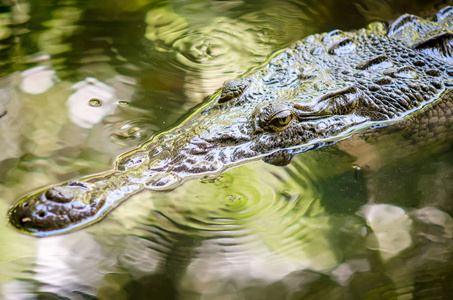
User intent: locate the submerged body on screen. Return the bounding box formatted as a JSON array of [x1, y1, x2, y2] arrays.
[[9, 7, 453, 236]]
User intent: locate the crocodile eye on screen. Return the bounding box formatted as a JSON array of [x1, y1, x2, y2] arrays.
[[254, 103, 295, 133], [270, 113, 292, 128]]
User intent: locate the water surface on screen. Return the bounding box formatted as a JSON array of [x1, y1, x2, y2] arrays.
[[1, 0, 453, 299]]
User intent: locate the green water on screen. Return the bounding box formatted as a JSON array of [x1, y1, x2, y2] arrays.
[[1, 0, 453, 299]]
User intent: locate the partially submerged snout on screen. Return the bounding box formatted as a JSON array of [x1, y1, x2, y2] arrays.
[[9, 182, 106, 236]]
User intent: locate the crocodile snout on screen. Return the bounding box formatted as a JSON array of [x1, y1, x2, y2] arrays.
[[8, 191, 72, 233], [8, 183, 100, 235]]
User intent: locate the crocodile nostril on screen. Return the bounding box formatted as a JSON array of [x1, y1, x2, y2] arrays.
[[45, 187, 74, 203], [37, 211, 46, 218]]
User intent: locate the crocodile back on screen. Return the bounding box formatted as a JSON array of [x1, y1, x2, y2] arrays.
[[373, 7, 453, 149], [388, 6, 453, 63]]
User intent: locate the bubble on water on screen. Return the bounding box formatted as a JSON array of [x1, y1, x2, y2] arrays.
[[89, 98, 102, 107]]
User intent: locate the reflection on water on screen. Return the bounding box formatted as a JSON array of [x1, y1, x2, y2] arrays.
[[4, 150, 453, 298], [143, 4, 310, 101], [19, 66, 57, 95], [135, 160, 339, 274], [67, 77, 135, 129], [361, 204, 413, 260], [1, 0, 453, 299]]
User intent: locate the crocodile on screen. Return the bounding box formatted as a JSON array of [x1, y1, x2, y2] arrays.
[[8, 7, 453, 236]]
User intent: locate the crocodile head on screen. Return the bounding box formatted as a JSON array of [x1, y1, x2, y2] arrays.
[[114, 60, 372, 189], [9, 60, 370, 235]]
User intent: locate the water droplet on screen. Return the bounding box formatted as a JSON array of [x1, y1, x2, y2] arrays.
[[223, 194, 242, 205], [89, 98, 102, 107]]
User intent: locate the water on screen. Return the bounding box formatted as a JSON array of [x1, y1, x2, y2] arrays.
[[1, 0, 453, 299]]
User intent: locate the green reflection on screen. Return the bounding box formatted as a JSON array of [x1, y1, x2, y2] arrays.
[[1, 0, 453, 299], [39, 7, 82, 55], [112, 158, 367, 273]]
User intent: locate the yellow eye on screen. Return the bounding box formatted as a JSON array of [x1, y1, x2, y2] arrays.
[[254, 103, 294, 133], [271, 114, 292, 128]]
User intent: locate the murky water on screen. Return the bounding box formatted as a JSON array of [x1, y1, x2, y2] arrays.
[[1, 0, 453, 299]]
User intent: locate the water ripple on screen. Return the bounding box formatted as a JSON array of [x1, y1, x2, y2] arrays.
[[148, 159, 320, 237], [96, 156, 366, 283]]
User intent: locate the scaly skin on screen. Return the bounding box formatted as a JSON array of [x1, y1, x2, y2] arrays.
[[9, 7, 453, 236]]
